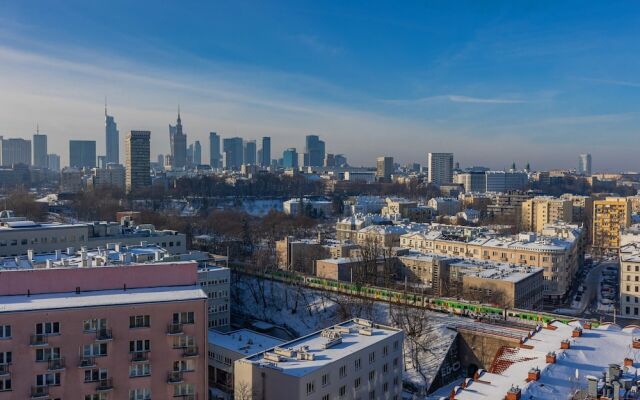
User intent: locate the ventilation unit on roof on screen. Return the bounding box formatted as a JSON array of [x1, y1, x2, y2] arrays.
[[297, 352, 315, 361], [354, 318, 372, 327], [323, 337, 343, 349], [264, 352, 283, 362], [358, 327, 373, 336], [335, 326, 352, 334], [274, 347, 296, 358], [321, 329, 342, 340]]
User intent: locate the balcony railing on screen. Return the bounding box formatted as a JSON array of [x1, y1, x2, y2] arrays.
[[30, 334, 48, 346], [167, 371, 184, 384], [182, 345, 198, 357], [0, 363, 9, 376], [167, 323, 184, 335], [47, 357, 65, 371], [131, 351, 149, 362], [95, 328, 113, 341], [31, 386, 49, 398], [79, 356, 96, 368], [96, 378, 113, 391]]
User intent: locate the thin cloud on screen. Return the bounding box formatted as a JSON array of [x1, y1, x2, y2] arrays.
[[580, 77, 640, 88], [383, 94, 528, 105], [294, 34, 344, 56]]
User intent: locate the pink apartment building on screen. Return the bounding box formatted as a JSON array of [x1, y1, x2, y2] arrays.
[[0, 261, 208, 400]]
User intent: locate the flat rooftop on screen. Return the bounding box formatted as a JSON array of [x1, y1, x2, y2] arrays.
[[208, 329, 285, 356], [242, 319, 402, 377], [0, 285, 206, 314]]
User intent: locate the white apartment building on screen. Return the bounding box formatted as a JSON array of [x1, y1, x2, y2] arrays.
[[427, 152, 454, 186], [235, 319, 404, 400], [620, 242, 640, 318]]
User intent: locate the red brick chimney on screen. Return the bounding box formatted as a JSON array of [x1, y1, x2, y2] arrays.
[[572, 327, 582, 337], [546, 351, 557, 364], [560, 339, 571, 349], [506, 385, 521, 400], [583, 321, 592, 330], [527, 368, 541, 382], [633, 338, 640, 349], [625, 358, 634, 367]]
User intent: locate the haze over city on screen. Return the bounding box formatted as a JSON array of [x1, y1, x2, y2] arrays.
[[1, 1, 640, 170]]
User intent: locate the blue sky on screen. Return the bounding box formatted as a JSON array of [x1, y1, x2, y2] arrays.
[[1, 1, 639, 170]]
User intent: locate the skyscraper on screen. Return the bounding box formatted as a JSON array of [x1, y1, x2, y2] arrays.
[[169, 109, 187, 169], [209, 132, 221, 168], [283, 148, 298, 168], [427, 152, 454, 186], [376, 156, 394, 181], [244, 140, 257, 165], [33, 131, 48, 168], [304, 135, 325, 167], [193, 140, 202, 165], [261, 136, 271, 167], [578, 153, 592, 176], [105, 104, 119, 164], [47, 154, 60, 171], [125, 130, 151, 193], [69, 140, 96, 168], [223, 137, 244, 170], [0, 137, 31, 166]]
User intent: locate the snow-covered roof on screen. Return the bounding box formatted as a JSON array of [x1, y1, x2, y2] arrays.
[[208, 329, 285, 356], [241, 319, 402, 377], [0, 285, 206, 313]]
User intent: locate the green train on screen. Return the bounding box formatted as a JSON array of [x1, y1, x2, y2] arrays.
[[239, 267, 595, 328]]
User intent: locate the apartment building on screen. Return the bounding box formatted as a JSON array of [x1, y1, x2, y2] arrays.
[[356, 225, 410, 248], [234, 319, 404, 400], [620, 243, 640, 318], [399, 223, 583, 302], [592, 197, 631, 253], [336, 214, 387, 242], [486, 191, 533, 221], [521, 197, 573, 233], [427, 197, 462, 216], [560, 194, 594, 240], [0, 262, 207, 399], [381, 197, 433, 222]]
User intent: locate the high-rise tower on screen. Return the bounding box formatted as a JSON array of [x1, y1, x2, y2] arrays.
[[169, 107, 187, 169], [105, 102, 119, 164]]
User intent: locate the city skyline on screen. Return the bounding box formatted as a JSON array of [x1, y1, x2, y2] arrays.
[[1, 2, 640, 170]]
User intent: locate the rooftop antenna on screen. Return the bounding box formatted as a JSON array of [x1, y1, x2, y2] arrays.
[[36, 123, 39, 134], [104, 96, 107, 117]]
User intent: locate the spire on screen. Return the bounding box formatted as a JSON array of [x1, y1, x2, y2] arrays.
[[36, 123, 39, 134], [104, 96, 108, 117], [177, 105, 181, 124]]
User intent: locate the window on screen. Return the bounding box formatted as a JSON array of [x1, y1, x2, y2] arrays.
[[369, 370, 375, 382], [354, 377, 361, 389], [339, 365, 347, 378], [129, 340, 150, 352], [129, 362, 151, 377], [36, 373, 61, 387], [0, 352, 11, 365], [85, 394, 108, 400], [129, 388, 151, 400], [322, 373, 330, 386], [0, 378, 10, 392], [173, 312, 195, 324], [36, 348, 60, 362], [84, 368, 108, 383], [355, 358, 361, 370], [129, 315, 150, 328], [383, 345, 388, 356], [383, 382, 389, 393], [383, 363, 388, 374], [306, 381, 315, 395], [393, 357, 399, 368], [173, 335, 195, 349], [173, 360, 195, 372], [36, 322, 60, 335], [393, 340, 399, 351], [83, 343, 108, 357], [322, 395, 329, 400], [173, 383, 194, 396], [369, 352, 375, 364], [369, 390, 376, 400], [83, 318, 107, 332], [0, 325, 10, 339], [339, 385, 346, 397]]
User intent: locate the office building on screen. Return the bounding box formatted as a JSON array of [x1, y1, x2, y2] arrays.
[[90, 163, 126, 190], [105, 106, 119, 164], [223, 137, 243, 170], [60, 167, 83, 192], [376, 156, 394, 181], [235, 319, 404, 400], [243, 140, 257, 165], [282, 148, 298, 169], [261, 136, 271, 167], [427, 197, 462, 216], [0, 137, 31, 166], [157, 154, 165, 167], [334, 154, 347, 167], [209, 132, 221, 169], [304, 134, 326, 167], [485, 171, 528, 193], [47, 154, 60, 172], [125, 130, 151, 193], [169, 110, 187, 169], [521, 197, 573, 233], [0, 261, 207, 399], [578, 153, 592, 176], [193, 140, 201, 165], [454, 171, 487, 193], [593, 197, 631, 253], [69, 140, 96, 168], [33, 132, 47, 168], [427, 152, 454, 186]]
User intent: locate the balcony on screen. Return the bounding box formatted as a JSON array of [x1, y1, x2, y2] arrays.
[[95, 328, 113, 342], [31, 386, 49, 399], [182, 345, 198, 357], [0, 363, 9, 377], [131, 351, 149, 362], [79, 356, 96, 368], [47, 357, 65, 371], [30, 334, 48, 346], [173, 395, 197, 400], [167, 323, 184, 335], [167, 371, 184, 384], [96, 378, 113, 392]]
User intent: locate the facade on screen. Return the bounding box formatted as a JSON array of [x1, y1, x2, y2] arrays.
[[33, 133, 48, 168], [261, 137, 271, 167], [427, 197, 462, 216], [592, 197, 631, 253], [0, 137, 31, 166], [125, 130, 151, 193], [47, 154, 61, 172], [427, 152, 454, 186], [356, 225, 409, 248], [381, 197, 432, 222], [304, 135, 326, 167], [0, 262, 207, 400], [521, 197, 573, 233], [209, 132, 221, 169], [169, 111, 187, 169], [197, 265, 231, 331], [376, 156, 394, 181], [485, 171, 528, 193], [223, 137, 243, 170], [234, 319, 404, 400], [243, 140, 257, 166], [282, 148, 298, 169], [60, 167, 83, 192], [486, 191, 533, 221], [275, 237, 329, 273], [620, 242, 640, 318], [454, 171, 487, 193], [90, 164, 126, 190], [578, 153, 592, 176], [193, 140, 202, 165], [105, 108, 120, 164], [69, 140, 97, 168], [283, 198, 332, 217]]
